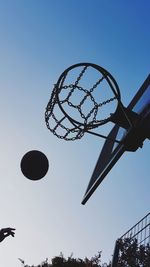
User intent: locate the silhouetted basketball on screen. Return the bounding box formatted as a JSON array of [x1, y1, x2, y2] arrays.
[[21, 150, 49, 181]]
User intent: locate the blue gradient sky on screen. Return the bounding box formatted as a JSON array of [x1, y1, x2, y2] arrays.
[[0, 1, 150, 266]]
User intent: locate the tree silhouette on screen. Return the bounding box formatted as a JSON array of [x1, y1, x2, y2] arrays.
[[19, 238, 150, 267], [116, 238, 150, 267]]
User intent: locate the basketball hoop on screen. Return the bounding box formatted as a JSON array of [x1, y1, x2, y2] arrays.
[[45, 63, 130, 141]]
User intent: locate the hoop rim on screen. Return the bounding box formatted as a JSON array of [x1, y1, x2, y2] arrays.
[[55, 62, 121, 128]]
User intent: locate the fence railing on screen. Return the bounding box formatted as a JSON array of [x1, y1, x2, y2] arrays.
[[120, 212, 150, 246], [111, 212, 150, 267]]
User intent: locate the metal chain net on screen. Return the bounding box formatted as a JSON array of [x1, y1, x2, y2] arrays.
[[45, 66, 117, 141]]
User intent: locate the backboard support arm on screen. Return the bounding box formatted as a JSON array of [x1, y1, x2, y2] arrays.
[[110, 105, 140, 129], [86, 130, 121, 143]]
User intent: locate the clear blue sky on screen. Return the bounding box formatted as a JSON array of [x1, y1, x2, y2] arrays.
[[0, 0, 150, 266]]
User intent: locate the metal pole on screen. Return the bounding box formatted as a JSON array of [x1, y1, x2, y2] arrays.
[[111, 239, 120, 267]]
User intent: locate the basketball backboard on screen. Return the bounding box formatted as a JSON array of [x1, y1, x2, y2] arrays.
[[82, 74, 150, 205]]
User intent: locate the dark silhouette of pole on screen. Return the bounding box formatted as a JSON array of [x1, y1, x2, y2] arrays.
[[111, 239, 120, 267]]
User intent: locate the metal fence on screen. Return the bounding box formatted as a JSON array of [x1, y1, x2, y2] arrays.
[[111, 212, 150, 267], [120, 212, 150, 246]]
